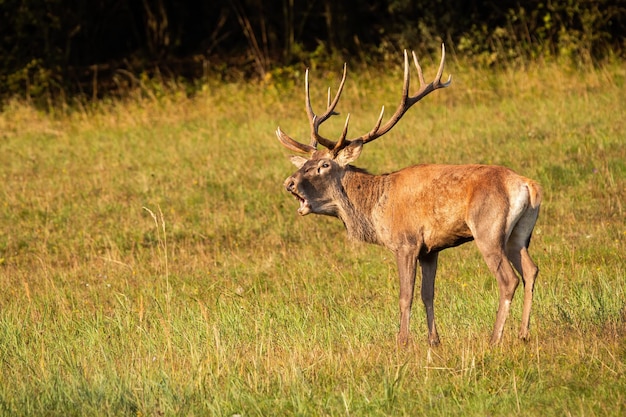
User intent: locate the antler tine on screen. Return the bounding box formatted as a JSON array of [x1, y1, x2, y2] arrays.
[[409, 43, 452, 105], [434, 42, 451, 85], [304, 70, 318, 148], [276, 127, 317, 154], [370, 105, 385, 135], [323, 63, 348, 123], [332, 113, 351, 154], [327, 87, 331, 109], [401, 49, 411, 102], [413, 49, 425, 87]]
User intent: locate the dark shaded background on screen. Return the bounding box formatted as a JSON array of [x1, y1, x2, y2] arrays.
[[1, 0, 625, 101]]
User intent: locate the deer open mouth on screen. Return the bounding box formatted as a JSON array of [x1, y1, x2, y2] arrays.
[[291, 192, 311, 215]]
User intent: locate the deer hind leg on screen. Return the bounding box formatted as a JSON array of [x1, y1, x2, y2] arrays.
[[419, 251, 440, 346], [470, 212, 520, 345], [479, 244, 520, 345], [506, 209, 540, 341]]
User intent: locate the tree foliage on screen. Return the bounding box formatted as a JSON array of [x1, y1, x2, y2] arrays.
[[1, 0, 625, 101]]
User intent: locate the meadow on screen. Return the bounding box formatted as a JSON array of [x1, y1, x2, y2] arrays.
[[0, 54, 625, 416]]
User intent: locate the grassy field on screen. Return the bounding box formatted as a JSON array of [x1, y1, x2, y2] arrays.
[[0, 55, 625, 416]]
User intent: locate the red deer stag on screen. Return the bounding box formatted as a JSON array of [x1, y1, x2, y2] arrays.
[[275, 44, 541, 346]]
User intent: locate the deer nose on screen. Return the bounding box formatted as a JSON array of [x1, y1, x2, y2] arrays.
[[284, 178, 296, 192]]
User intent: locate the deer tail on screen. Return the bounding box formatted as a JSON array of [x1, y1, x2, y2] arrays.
[[526, 180, 542, 209]]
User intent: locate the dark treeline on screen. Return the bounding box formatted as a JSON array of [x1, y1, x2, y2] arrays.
[[2, 0, 625, 101]]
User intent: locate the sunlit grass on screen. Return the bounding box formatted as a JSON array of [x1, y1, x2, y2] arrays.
[[0, 57, 625, 415]]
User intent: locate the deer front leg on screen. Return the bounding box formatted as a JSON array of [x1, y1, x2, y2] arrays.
[[420, 251, 440, 346], [396, 247, 419, 346]]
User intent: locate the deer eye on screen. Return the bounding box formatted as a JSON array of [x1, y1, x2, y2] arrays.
[[318, 162, 330, 174]]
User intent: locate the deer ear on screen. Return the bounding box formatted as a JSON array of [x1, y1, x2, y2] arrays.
[[334, 141, 363, 166], [289, 155, 308, 168]]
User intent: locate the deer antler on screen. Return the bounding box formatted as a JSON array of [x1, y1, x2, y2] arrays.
[[275, 63, 347, 154], [336, 43, 451, 151], [355, 43, 451, 145], [276, 44, 451, 155]]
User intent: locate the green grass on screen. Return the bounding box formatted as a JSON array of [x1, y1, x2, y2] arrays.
[[0, 57, 625, 416]]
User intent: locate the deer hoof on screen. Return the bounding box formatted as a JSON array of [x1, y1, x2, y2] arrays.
[[397, 332, 410, 347], [428, 336, 440, 347]]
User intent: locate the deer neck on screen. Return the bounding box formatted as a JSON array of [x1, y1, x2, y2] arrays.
[[335, 167, 387, 244]]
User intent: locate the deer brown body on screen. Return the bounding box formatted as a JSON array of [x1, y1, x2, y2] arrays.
[[277, 45, 541, 346]]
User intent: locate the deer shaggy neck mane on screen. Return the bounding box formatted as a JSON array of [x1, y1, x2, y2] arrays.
[[337, 167, 388, 244]]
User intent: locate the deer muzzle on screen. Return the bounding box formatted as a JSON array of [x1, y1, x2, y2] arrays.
[[284, 177, 311, 215]]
